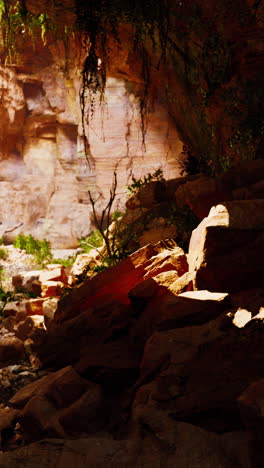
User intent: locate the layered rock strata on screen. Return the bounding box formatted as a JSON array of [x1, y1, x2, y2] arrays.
[[0, 36, 182, 248]]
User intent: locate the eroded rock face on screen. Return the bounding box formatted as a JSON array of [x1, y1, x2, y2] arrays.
[[0, 37, 182, 248]]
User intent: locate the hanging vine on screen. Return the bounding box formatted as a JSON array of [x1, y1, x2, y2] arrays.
[[0, 0, 173, 162], [1, 0, 261, 171], [0, 1, 54, 63], [74, 0, 173, 150]]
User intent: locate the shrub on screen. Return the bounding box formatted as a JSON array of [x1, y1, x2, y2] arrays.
[[79, 229, 103, 254], [0, 287, 13, 303], [0, 266, 14, 312], [13, 234, 52, 266], [52, 256, 76, 268], [126, 168, 165, 195], [0, 247, 7, 260]]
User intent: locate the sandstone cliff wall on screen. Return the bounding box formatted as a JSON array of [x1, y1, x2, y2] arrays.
[[0, 38, 183, 247]]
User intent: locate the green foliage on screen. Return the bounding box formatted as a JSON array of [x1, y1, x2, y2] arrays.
[[52, 256, 76, 268], [111, 210, 122, 221], [126, 168, 165, 195], [79, 229, 103, 254], [0, 0, 5, 21], [13, 234, 52, 266], [0, 247, 7, 260], [0, 1, 69, 64], [76, 0, 173, 148], [13, 233, 76, 269], [0, 286, 13, 303], [1, 1, 262, 174], [0, 265, 14, 312]]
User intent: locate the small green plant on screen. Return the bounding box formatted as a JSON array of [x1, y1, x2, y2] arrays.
[[111, 210, 122, 221], [0, 247, 7, 260], [13, 234, 52, 266], [0, 287, 13, 303], [79, 229, 104, 254], [219, 155, 232, 172], [126, 168, 165, 195], [0, 265, 14, 313], [52, 256, 76, 268]]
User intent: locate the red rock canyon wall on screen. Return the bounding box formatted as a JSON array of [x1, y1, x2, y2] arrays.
[[0, 37, 183, 248]]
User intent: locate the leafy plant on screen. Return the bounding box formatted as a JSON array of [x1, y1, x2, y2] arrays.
[[111, 210, 122, 221], [0, 287, 13, 303], [0, 266, 14, 313], [0, 247, 7, 260], [79, 229, 104, 254], [126, 168, 165, 195], [52, 256, 76, 268], [0, 1, 66, 64], [13, 234, 52, 266]]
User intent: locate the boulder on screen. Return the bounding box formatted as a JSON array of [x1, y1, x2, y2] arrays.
[[238, 378, 264, 421], [129, 270, 180, 311], [0, 336, 25, 368], [131, 316, 264, 437], [175, 175, 232, 219], [137, 180, 167, 208], [238, 379, 264, 468], [39, 266, 68, 285], [230, 308, 252, 328], [69, 250, 101, 282], [138, 225, 177, 247], [167, 319, 264, 422], [0, 406, 19, 447], [188, 200, 264, 292], [52, 239, 185, 325], [12, 271, 42, 296], [136, 290, 230, 337], [142, 244, 187, 279], [140, 314, 230, 374], [9, 366, 104, 441], [31, 240, 189, 370], [15, 316, 45, 342], [41, 281, 65, 298], [175, 160, 264, 220], [25, 298, 46, 316], [33, 299, 142, 379], [129, 271, 195, 314], [2, 316, 17, 333], [42, 297, 60, 329], [3, 301, 27, 318]]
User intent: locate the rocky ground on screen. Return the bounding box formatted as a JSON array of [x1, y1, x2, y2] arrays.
[[0, 246, 36, 291], [0, 246, 78, 291], [0, 161, 263, 467]]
